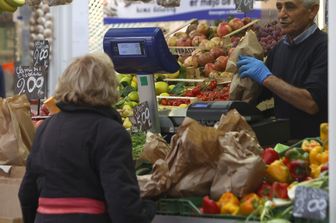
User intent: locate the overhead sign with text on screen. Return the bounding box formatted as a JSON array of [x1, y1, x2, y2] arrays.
[[103, 0, 262, 24]]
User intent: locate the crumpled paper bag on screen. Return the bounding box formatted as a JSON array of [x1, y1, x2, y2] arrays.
[[210, 131, 265, 199], [0, 95, 35, 165], [140, 132, 171, 164], [140, 112, 265, 199], [226, 30, 264, 104], [140, 117, 221, 198], [216, 109, 257, 141]]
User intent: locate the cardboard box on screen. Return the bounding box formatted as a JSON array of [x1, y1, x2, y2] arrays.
[[0, 166, 25, 223]]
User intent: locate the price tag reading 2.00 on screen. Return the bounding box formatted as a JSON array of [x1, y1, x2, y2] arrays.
[[132, 101, 152, 132], [33, 40, 50, 69], [15, 66, 46, 99]]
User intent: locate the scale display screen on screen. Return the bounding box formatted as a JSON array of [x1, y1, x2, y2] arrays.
[[111, 41, 145, 56], [191, 103, 209, 108], [118, 42, 142, 55]]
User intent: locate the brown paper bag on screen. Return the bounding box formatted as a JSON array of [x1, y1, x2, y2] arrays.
[[140, 132, 171, 164], [140, 118, 221, 198], [216, 109, 257, 140], [210, 131, 265, 200], [0, 95, 35, 165], [168, 165, 216, 197], [226, 30, 264, 104]]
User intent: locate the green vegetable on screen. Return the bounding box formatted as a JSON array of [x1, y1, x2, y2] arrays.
[[169, 82, 185, 96], [131, 132, 146, 160]]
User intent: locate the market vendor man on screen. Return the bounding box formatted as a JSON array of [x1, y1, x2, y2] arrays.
[[237, 0, 327, 139]]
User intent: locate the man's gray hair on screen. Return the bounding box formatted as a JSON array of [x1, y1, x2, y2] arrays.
[[302, 0, 320, 8]]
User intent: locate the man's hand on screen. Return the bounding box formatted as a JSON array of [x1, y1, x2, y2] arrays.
[[237, 55, 271, 85]]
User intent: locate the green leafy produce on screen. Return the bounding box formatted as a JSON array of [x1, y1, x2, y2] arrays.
[[131, 132, 146, 160]]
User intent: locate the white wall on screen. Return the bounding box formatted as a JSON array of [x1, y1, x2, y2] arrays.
[[49, 0, 89, 95], [329, 0, 335, 221]]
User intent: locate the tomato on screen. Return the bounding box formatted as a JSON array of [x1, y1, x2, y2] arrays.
[[160, 99, 168, 105]]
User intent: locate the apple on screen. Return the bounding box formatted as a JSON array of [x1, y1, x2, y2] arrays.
[[210, 37, 222, 47], [203, 63, 216, 77], [210, 47, 226, 59], [196, 22, 209, 35], [183, 55, 199, 68], [199, 39, 210, 51], [217, 22, 232, 37], [188, 30, 201, 39], [167, 36, 178, 46], [242, 17, 252, 25], [176, 37, 192, 47], [214, 55, 228, 71], [197, 52, 215, 66], [191, 35, 207, 46], [228, 18, 244, 31]]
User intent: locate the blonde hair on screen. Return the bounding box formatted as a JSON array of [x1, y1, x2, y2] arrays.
[[54, 52, 119, 106]]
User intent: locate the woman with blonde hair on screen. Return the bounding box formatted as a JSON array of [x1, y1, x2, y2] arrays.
[[18, 52, 156, 223]]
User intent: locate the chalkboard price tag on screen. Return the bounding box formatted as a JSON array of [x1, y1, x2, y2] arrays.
[[235, 0, 254, 13], [131, 101, 152, 132], [33, 40, 49, 69], [293, 186, 328, 221], [15, 66, 46, 99]]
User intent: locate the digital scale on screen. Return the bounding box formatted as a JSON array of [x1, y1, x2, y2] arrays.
[[103, 27, 179, 133], [103, 27, 290, 146]]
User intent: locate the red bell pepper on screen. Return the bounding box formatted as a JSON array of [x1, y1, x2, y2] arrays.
[[257, 181, 272, 199], [202, 196, 220, 214], [288, 159, 311, 182], [261, 148, 280, 165], [271, 182, 289, 199]]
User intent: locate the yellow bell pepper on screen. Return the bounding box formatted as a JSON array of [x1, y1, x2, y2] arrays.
[[266, 160, 290, 183], [309, 146, 328, 165], [310, 163, 321, 178], [320, 123, 328, 150], [301, 139, 322, 153], [216, 192, 240, 215]]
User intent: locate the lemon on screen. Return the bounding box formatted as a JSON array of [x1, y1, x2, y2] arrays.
[[159, 92, 170, 97], [168, 84, 175, 92], [122, 104, 133, 111], [130, 101, 139, 107], [127, 91, 139, 102], [132, 75, 137, 83], [179, 104, 188, 108], [120, 76, 132, 86], [131, 81, 137, 90], [155, 81, 169, 95]]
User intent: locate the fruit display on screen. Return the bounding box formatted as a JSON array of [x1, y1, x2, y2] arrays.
[[167, 17, 254, 79], [0, 0, 25, 13], [253, 21, 283, 55]]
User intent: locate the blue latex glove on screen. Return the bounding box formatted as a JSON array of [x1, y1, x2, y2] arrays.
[[237, 55, 271, 85]]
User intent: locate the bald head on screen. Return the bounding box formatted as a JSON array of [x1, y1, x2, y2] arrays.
[[302, 0, 319, 8]]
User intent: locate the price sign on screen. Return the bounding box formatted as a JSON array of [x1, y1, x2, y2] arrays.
[[15, 66, 46, 99], [33, 40, 49, 69], [293, 186, 329, 221], [130, 101, 152, 132], [234, 0, 254, 13]]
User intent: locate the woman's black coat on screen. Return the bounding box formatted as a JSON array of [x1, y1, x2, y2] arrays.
[[18, 102, 155, 223]]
